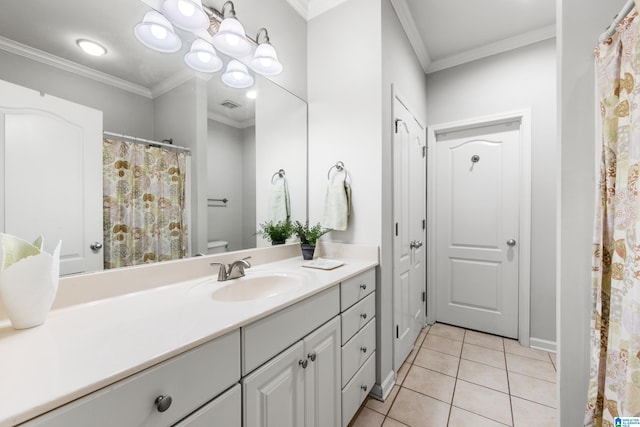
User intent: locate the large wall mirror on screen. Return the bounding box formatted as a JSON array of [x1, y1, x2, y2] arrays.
[[0, 0, 307, 275]]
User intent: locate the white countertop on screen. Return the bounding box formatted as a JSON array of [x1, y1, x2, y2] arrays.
[[0, 252, 377, 426]]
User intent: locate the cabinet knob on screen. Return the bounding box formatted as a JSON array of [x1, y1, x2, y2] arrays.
[[360, 313, 367, 320], [360, 283, 367, 290], [360, 346, 367, 353], [308, 352, 317, 362], [361, 385, 368, 392], [299, 359, 308, 369], [154, 395, 172, 413]]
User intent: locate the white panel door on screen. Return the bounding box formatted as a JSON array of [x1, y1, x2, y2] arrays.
[[0, 79, 103, 275], [393, 94, 426, 371], [435, 121, 520, 338], [303, 317, 341, 427], [243, 341, 305, 427]]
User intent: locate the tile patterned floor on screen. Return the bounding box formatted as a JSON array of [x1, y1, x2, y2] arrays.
[[349, 323, 557, 427]]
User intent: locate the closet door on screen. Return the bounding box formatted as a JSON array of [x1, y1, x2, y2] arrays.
[[0, 79, 103, 275]]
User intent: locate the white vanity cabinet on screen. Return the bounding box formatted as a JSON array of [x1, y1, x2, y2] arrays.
[[21, 330, 241, 427], [339, 268, 377, 427], [242, 287, 341, 427]]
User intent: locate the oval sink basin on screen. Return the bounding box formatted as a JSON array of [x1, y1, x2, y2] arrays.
[[208, 270, 309, 302]]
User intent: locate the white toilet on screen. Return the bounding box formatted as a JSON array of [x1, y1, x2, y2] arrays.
[[207, 241, 229, 255]]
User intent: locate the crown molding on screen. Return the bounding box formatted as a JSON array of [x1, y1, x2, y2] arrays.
[[425, 24, 556, 73], [286, 0, 349, 20], [286, 0, 309, 19], [0, 36, 152, 98], [390, 0, 431, 72]]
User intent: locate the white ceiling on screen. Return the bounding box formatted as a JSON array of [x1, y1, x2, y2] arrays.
[[288, 0, 557, 73]]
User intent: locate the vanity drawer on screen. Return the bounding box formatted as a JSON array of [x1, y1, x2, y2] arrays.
[[340, 269, 375, 311], [242, 286, 340, 375], [23, 330, 241, 427], [341, 318, 376, 386], [341, 292, 375, 345], [174, 383, 241, 427], [341, 352, 376, 427]]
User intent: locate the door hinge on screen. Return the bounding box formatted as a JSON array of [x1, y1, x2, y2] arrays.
[[396, 325, 399, 339], [422, 291, 426, 302], [395, 222, 399, 236], [422, 219, 426, 230], [395, 118, 402, 133], [422, 146, 426, 158]]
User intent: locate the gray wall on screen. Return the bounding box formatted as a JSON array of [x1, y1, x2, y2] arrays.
[[0, 50, 153, 137], [558, 0, 620, 423], [425, 39, 557, 345]]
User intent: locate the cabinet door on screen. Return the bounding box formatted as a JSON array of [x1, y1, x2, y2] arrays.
[[303, 317, 341, 427], [243, 341, 305, 427]]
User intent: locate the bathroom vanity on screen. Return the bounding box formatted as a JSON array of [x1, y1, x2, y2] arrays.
[[0, 243, 378, 427]]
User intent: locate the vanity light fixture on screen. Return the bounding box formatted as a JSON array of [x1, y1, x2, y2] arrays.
[[161, 0, 209, 32], [250, 28, 282, 76], [211, 1, 253, 57], [134, 10, 182, 53], [134, 1, 283, 86], [184, 39, 223, 72], [76, 39, 107, 56], [221, 59, 254, 88]]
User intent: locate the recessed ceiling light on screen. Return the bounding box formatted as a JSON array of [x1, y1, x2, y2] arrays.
[[76, 39, 107, 56]]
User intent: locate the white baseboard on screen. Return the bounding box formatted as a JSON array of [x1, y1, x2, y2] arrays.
[[530, 337, 556, 353], [370, 370, 396, 401]]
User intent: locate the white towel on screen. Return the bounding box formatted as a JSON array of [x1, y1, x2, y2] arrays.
[[269, 179, 290, 223], [322, 174, 351, 231]]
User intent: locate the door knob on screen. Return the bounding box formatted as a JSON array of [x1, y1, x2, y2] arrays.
[[410, 240, 417, 249], [507, 239, 516, 247], [90, 242, 103, 252]]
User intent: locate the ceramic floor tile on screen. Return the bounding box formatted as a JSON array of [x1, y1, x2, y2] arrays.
[[461, 343, 506, 369], [457, 358, 509, 393], [452, 380, 513, 426], [349, 407, 385, 427], [429, 323, 466, 341], [405, 344, 419, 365], [503, 339, 552, 362], [508, 371, 556, 408], [396, 362, 410, 385], [366, 385, 400, 415], [403, 364, 456, 403], [449, 406, 510, 427], [423, 333, 464, 357], [388, 387, 451, 427], [549, 352, 557, 370], [381, 418, 409, 427], [464, 330, 504, 351], [511, 396, 557, 427], [506, 353, 557, 383], [413, 347, 460, 377]]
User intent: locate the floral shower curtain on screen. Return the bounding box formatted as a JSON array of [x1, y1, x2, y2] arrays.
[[587, 11, 640, 425], [103, 138, 189, 269]]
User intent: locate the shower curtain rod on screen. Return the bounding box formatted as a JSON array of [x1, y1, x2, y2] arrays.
[[103, 131, 191, 153], [599, 0, 636, 42]]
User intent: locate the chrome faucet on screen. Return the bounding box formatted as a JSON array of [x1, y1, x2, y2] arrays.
[[210, 257, 252, 281]]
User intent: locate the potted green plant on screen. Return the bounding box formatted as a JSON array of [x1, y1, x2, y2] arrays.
[[293, 221, 331, 260], [257, 220, 293, 245]]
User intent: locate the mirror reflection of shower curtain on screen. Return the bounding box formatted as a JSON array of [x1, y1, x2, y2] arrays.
[[102, 138, 189, 269]]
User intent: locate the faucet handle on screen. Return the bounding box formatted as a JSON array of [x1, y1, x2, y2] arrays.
[[209, 262, 229, 281]]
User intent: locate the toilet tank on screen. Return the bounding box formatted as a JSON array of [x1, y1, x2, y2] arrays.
[[207, 241, 229, 255]]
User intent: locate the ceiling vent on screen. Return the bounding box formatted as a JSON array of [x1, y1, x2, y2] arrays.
[[220, 100, 241, 109]]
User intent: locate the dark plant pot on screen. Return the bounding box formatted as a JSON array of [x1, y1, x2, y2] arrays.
[[300, 243, 315, 260], [272, 240, 285, 245]]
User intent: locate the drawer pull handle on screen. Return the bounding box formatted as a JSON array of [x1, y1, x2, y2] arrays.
[[154, 395, 172, 413], [360, 284, 367, 290], [299, 359, 308, 369], [308, 352, 317, 362], [360, 313, 367, 320], [361, 385, 368, 392], [360, 346, 368, 353]]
